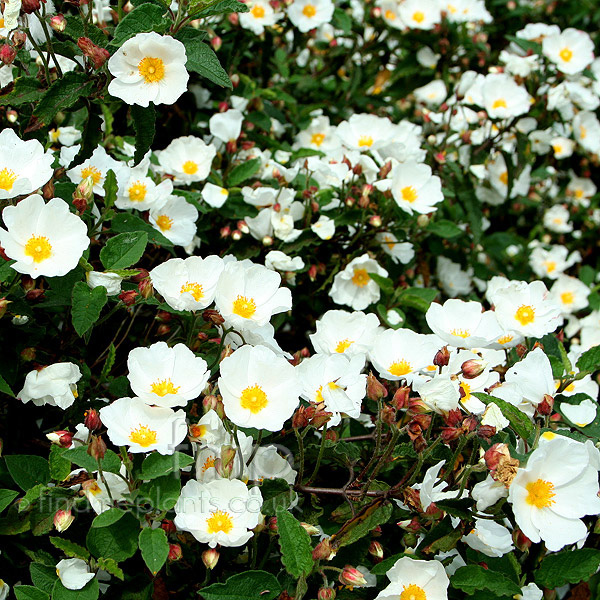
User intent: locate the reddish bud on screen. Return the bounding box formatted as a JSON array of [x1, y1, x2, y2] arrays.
[[513, 528, 531, 552], [433, 346, 450, 368], [367, 372, 387, 401], [131, 268, 150, 283], [138, 277, 153, 299], [477, 424, 496, 440], [461, 359, 487, 379], [484, 443, 510, 472], [202, 309, 225, 326], [318, 588, 336, 600], [211, 35, 222, 51], [339, 566, 367, 587], [292, 406, 310, 429], [87, 435, 107, 461], [77, 37, 110, 69], [0, 44, 16, 66], [21, 0, 41, 13], [308, 264, 318, 281], [168, 544, 183, 562], [50, 14, 67, 32], [312, 538, 336, 561], [392, 386, 410, 410], [118, 289, 138, 306], [537, 394, 554, 416], [20, 347, 36, 361], [84, 408, 102, 431], [161, 520, 177, 534], [54, 508, 74, 532], [47, 430, 74, 448], [368, 540, 383, 560], [202, 394, 218, 413]]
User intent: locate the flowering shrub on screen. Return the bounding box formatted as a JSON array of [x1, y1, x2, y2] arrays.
[[1, 0, 600, 598]]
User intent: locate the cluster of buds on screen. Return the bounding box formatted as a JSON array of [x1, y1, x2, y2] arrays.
[[292, 404, 332, 429], [72, 175, 94, 214], [406, 414, 431, 452], [440, 409, 478, 443], [77, 37, 110, 69]]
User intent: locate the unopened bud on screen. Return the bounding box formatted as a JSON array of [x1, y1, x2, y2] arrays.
[[202, 394, 218, 413], [433, 346, 450, 368], [20, 347, 36, 361], [202, 309, 224, 326], [6, 109, 17, 123], [318, 587, 336, 600], [367, 372, 387, 401], [54, 508, 75, 532], [0, 297, 11, 318], [292, 406, 310, 429], [0, 44, 16, 66], [339, 566, 367, 587], [461, 359, 487, 379], [368, 214, 382, 227], [47, 430, 74, 448], [232, 229, 242, 241], [161, 519, 176, 534], [138, 277, 153, 299], [77, 37, 110, 69], [202, 548, 219, 570], [87, 435, 107, 461], [118, 289, 138, 306], [211, 35, 222, 51], [300, 522, 320, 536], [368, 540, 383, 560], [168, 543, 183, 562], [313, 538, 336, 561], [50, 14, 67, 32], [537, 394, 554, 416], [393, 386, 410, 410], [84, 408, 102, 431], [262, 235, 274, 246], [416, 214, 429, 228], [21, 0, 41, 13]]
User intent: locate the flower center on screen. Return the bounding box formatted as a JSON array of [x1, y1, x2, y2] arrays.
[[515, 304, 535, 326], [81, 166, 102, 185], [232, 295, 256, 318], [499, 171, 508, 185], [543, 260, 556, 273], [497, 334, 514, 345], [302, 3, 316, 16], [412, 10, 425, 22], [156, 215, 173, 231], [526, 478, 556, 508], [190, 424, 207, 438], [240, 384, 268, 414], [335, 339, 354, 353], [206, 509, 234, 534], [388, 359, 411, 376], [128, 181, 147, 202], [460, 381, 472, 401], [150, 378, 181, 397], [129, 425, 158, 447], [400, 584, 427, 600], [138, 57, 165, 83], [182, 160, 198, 175], [251, 4, 265, 18], [384, 8, 396, 19], [0, 167, 17, 191], [180, 281, 204, 301], [24, 235, 53, 263], [310, 133, 325, 146], [0, 18, 5, 27], [358, 135, 373, 147], [492, 98, 507, 110], [401, 185, 418, 203], [559, 47, 573, 62], [560, 291, 574, 305], [451, 328, 471, 338], [200, 455, 216, 472], [352, 268, 370, 287]]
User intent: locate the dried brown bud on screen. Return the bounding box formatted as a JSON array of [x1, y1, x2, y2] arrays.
[[367, 372, 388, 401], [87, 435, 107, 461], [77, 37, 110, 69], [433, 346, 450, 368]]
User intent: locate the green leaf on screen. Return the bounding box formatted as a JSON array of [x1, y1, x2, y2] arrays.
[[397, 287, 438, 312], [139, 527, 170, 575], [189, 0, 248, 18], [96, 557, 124, 580], [52, 577, 99, 600], [0, 373, 14, 397], [5, 455, 50, 491], [577, 346, 600, 373], [63, 15, 106, 47], [131, 104, 156, 166], [30, 563, 58, 593], [14, 586, 50, 600], [140, 452, 194, 479], [200, 571, 281, 600], [86, 511, 140, 562], [0, 489, 19, 513], [184, 40, 232, 88], [451, 565, 521, 596], [111, 212, 173, 247], [473, 393, 534, 440], [71, 282, 108, 337], [427, 219, 463, 239], [49, 445, 72, 482], [535, 548, 600, 589], [139, 475, 181, 510], [332, 7, 352, 33], [0, 76, 43, 107], [227, 158, 261, 187], [276, 506, 314, 578], [50, 537, 90, 561], [103, 169, 118, 210], [331, 501, 393, 549], [33, 72, 95, 126], [110, 4, 170, 46], [100, 231, 148, 270], [19, 484, 47, 512], [92, 507, 126, 528], [63, 445, 122, 474], [259, 479, 296, 516], [368, 272, 394, 295]]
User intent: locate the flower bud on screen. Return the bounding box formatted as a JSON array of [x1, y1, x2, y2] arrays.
[[433, 346, 450, 368], [87, 435, 107, 461], [416, 214, 429, 228], [20, 347, 36, 361], [138, 277, 153, 299], [54, 508, 74, 532], [118, 289, 138, 306], [202, 309, 225, 326], [47, 430, 74, 448], [368, 540, 383, 560], [0, 44, 16, 66], [168, 544, 183, 562], [50, 14, 67, 32], [339, 566, 367, 587], [261, 235, 273, 246], [368, 215, 382, 227], [513, 528, 532, 551], [300, 522, 320, 536], [220, 445, 236, 471], [312, 538, 336, 561], [392, 386, 410, 410], [461, 359, 487, 379], [292, 406, 309, 429], [211, 35, 222, 51], [21, 0, 41, 13], [202, 394, 218, 413], [537, 394, 554, 416], [84, 408, 102, 431], [77, 37, 110, 69], [202, 548, 219, 570], [161, 519, 176, 534], [318, 587, 336, 600], [232, 229, 242, 241], [367, 372, 388, 401]]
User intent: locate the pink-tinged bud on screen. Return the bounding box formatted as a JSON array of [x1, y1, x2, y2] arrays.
[[366, 372, 387, 401], [0, 44, 16, 66], [21, 0, 41, 13], [392, 386, 410, 410], [226, 140, 237, 154], [6, 109, 17, 123], [537, 394, 554, 416], [261, 235, 273, 246], [11, 31, 27, 49], [228, 11, 239, 24], [312, 538, 336, 561], [54, 508, 74, 532], [84, 409, 102, 431], [433, 346, 450, 368], [308, 265, 318, 281], [0, 297, 11, 319], [156, 324, 170, 336], [368, 540, 383, 560], [220, 225, 231, 238], [318, 587, 336, 600], [461, 359, 487, 379], [368, 214, 382, 227], [397, 517, 421, 533], [202, 548, 219, 570], [339, 566, 367, 587], [138, 277, 153, 299], [202, 394, 218, 414], [230, 73, 239, 88], [168, 543, 183, 562], [77, 37, 110, 69], [513, 528, 531, 551], [220, 445, 236, 470], [47, 430, 74, 448], [161, 519, 176, 534], [408, 397, 429, 414], [378, 161, 392, 179], [231, 229, 242, 241], [74, 175, 94, 205], [50, 14, 67, 32], [300, 522, 320, 536], [87, 435, 107, 461], [118, 289, 138, 306], [211, 35, 222, 51], [20, 347, 36, 361], [484, 443, 510, 472], [131, 268, 150, 283]]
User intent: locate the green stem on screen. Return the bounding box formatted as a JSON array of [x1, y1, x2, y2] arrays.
[[294, 428, 305, 483], [440, 436, 468, 483], [246, 430, 263, 467], [26, 28, 51, 83], [34, 11, 63, 78], [306, 424, 328, 485]]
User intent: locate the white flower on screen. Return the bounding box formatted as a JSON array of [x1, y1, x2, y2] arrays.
[[472, 474, 508, 511], [66, 146, 127, 196], [413, 375, 461, 414], [0, 194, 89, 278], [49, 126, 82, 146], [515, 583, 543, 600], [247, 445, 297, 484], [398, 0, 440, 30], [0, 579, 8, 600], [99, 397, 187, 454], [573, 111, 600, 154], [83, 470, 129, 514], [149, 195, 199, 247], [86, 271, 123, 295], [150, 255, 225, 311], [503, 348, 554, 410], [108, 33, 188, 106], [239, 0, 282, 34], [311, 215, 336, 240], [508, 436, 600, 551], [336, 113, 394, 152], [116, 167, 174, 211], [414, 80, 447, 106], [174, 478, 263, 547], [542, 28, 595, 75], [218, 344, 300, 431], [209, 109, 244, 144], [264, 250, 305, 272], [376, 232, 414, 264], [201, 182, 229, 208], [543, 205, 572, 233], [375, 557, 449, 600], [0, 128, 54, 200], [329, 253, 388, 311], [549, 274, 590, 314], [561, 399, 597, 428], [436, 256, 473, 297], [56, 558, 95, 590], [462, 519, 514, 557], [127, 342, 209, 408], [287, 0, 334, 32], [481, 73, 533, 119], [156, 136, 216, 185], [19, 362, 82, 409]]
